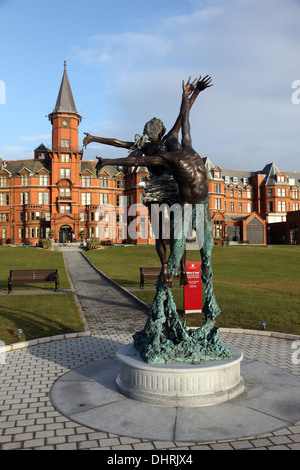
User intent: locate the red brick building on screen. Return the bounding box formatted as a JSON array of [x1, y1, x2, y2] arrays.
[[0, 64, 299, 245]]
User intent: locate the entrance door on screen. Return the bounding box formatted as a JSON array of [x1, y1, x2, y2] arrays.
[[59, 225, 72, 243]]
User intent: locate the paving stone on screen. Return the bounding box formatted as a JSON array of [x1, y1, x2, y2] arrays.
[[1, 249, 299, 451]]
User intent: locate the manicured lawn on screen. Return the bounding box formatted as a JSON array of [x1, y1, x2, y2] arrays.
[[85, 244, 300, 335], [0, 246, 70, 291], [0, 294, 84, 345], [0, 247, 84, 344]]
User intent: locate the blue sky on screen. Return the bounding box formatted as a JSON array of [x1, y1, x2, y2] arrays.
[[0, 0, 299, 171]]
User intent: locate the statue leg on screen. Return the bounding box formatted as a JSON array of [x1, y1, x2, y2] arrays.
[[199, 197, 221, 323]]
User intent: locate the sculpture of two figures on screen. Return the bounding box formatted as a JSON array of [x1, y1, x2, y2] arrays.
[[83, 75, 231, 364]]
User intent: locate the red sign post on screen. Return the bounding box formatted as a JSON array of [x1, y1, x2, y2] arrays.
[[184, 261, 202, 313]]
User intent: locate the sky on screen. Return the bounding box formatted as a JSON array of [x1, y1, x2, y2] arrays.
[[0, 0, 299, 172]]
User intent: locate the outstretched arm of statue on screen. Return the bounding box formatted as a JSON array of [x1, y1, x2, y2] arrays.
[[96, 152, 167, 174], [168, 75, 213, 136], [83, 132, 134, 150]]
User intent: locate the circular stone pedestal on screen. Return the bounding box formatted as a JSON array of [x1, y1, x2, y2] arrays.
[[116, 343, 244, 407]]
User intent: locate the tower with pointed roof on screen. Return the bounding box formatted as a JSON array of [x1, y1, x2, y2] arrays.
[[48, 61, 82, 153]]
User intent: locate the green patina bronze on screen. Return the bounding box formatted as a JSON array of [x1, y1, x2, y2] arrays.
[[133, 198, 232, 364]]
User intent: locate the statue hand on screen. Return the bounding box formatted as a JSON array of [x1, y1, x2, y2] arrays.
[[196, 75, 213, 91], [182, 77, 198, 96], [83, 132, 93, 148]]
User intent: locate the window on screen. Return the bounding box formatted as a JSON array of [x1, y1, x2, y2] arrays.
[[238, 203, 242, 212], [61, 154, 70, 162], [21, 174, 29, 185], [0, 193, 9, 205], [39, 174, 49, 186], [60, 188, 71, 197], [36, 212, 40, 221], [233, 177, 238, 184], [278, 201, 282, 212], [45, 213, 51, 222], [0, 213, 8, 222], [80, 213, 85, 221], [230, 189, 234, 197], [282, 201, 286, 211], [20, 192, 29, 204], [0, 175, 8, 187], [81, 193, 91, 205], [214, 198, 221, 210], [19, 228, 23, 239], [247, 203, 251, 213], [230, 202, 234, 212], [116, 179, 124, 188], [225, 176, 230, 184], [215, 183, 221, 193], [2, 227, 7, 239], [292, 190, 299, 199], [268, 201, 273, 212], [60, 205, 71, 214], [82, 176, 91, 187], [38, 192, 49, 205], [214, 171, 220, 179], [61, 139, 70, 148], [247, 189, 251, 199], [268, 189, 273, 196], [60, 168, 71, 178], [100, 177, 108, 188], [238, 189, 242, 198], [282, 188, 286, 197], [100, 193, 108, 205], [277, 188, 281, 196]]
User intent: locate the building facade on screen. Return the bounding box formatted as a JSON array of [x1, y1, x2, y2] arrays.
[[0, 64, 299, 245]]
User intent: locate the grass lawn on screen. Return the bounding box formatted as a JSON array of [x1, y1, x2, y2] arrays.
[[85, 244, 300, 335], [0, 246, 71, 291], [0, 247, 84, 344]]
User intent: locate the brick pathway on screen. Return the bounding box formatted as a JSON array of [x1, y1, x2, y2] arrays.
[[0, 249, 300, 450]]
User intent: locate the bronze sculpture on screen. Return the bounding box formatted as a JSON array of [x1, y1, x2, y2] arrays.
[[83, 76, 212, 287], [84, 75, 231, 363]]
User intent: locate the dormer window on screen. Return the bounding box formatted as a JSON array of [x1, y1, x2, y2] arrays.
[[82, 175, 91, 187], [233, 177, 238, 184], [21, 174, 29, 186], [38, 153, 45, 159]]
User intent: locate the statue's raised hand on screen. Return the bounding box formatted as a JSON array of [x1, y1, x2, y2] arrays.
[[182, 77, 198, 96], [83, 132, 93, 148], [196, 75, 213, 92]]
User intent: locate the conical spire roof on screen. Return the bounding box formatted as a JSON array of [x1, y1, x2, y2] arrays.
[[49, 61, 81, 119]]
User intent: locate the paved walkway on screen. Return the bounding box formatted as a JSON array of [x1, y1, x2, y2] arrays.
[[1, 248, 300, 450]]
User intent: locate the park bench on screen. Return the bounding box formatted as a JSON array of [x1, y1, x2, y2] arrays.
[[139, 267, 161, 288], [8, 269, 59, 293], [139, 267, 181, 288]]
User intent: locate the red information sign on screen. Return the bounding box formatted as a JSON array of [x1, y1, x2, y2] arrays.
[[184, 261, 202, 314]]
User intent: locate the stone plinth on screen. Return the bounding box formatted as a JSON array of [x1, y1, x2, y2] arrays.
[[116, 343, 244, 407]]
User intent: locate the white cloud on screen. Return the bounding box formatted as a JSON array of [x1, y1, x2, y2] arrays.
[[76, 0, 300, 171], [0, 145, 33, 160], [19, 134, 51, 142]]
